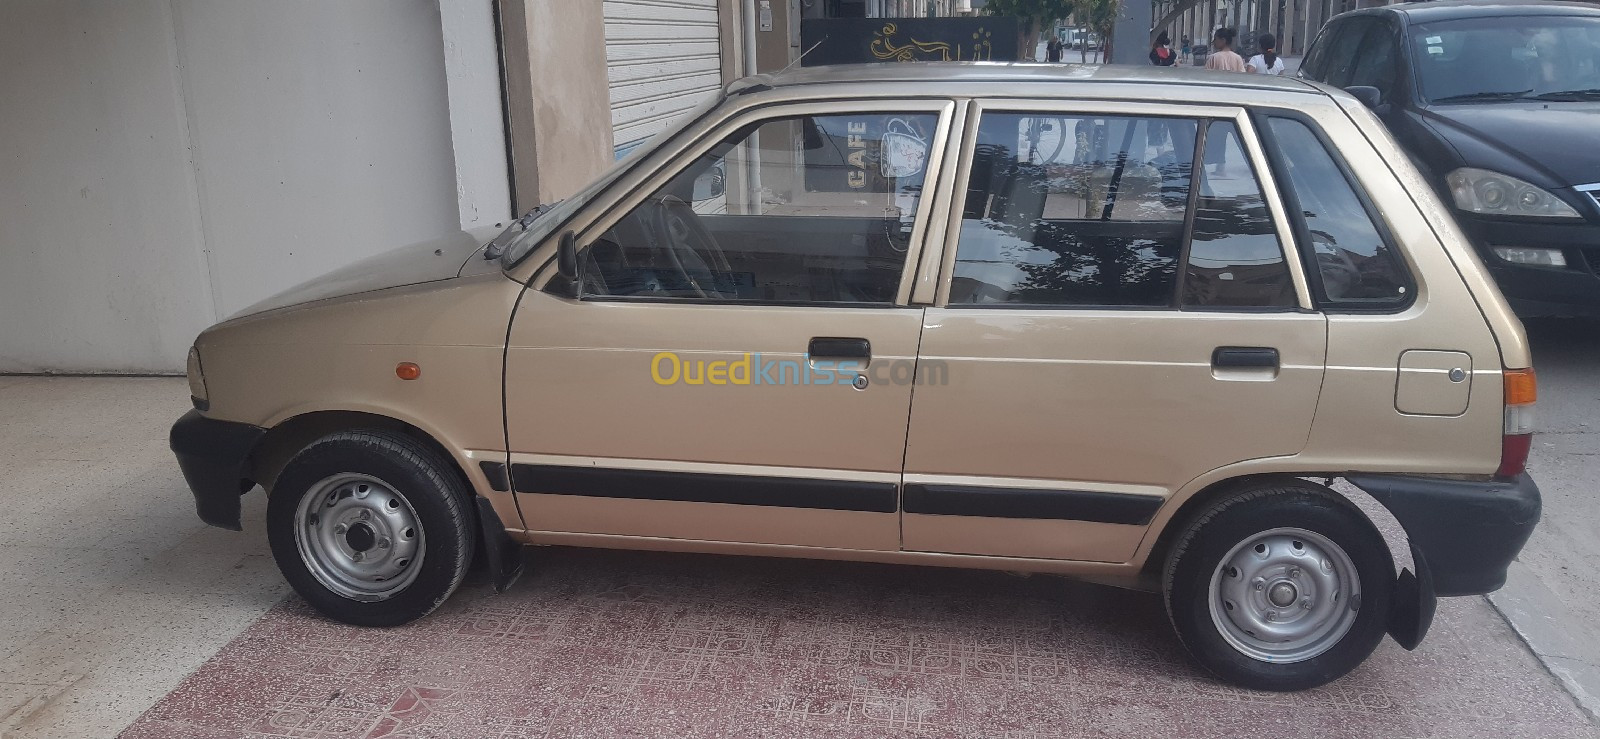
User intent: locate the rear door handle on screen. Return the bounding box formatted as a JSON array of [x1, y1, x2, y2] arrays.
[[808, 337, 871, 360], [1212, 346, 1279, 369]]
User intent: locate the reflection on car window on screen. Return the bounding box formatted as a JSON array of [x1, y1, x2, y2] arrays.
[[1267, 117, 1409, 306], [1184, 121, 1296, 309], [948, 113, 1292, 310], [949, 114, 1194, 306], [1411, 16, 1600, 102], [570, 112, 938, 304]]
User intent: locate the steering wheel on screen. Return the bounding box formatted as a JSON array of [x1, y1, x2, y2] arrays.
[[651, 194, 732, 299]]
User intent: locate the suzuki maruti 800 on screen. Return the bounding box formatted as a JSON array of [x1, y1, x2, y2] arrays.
[[172, 63, 1541, 691]]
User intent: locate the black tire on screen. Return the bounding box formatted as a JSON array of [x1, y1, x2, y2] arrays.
[[267, 430, 475, 627], [1162, 481, 1393, 691]]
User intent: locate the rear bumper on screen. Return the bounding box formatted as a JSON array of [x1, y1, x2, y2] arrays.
[[169, 409, 265, 530], [1347, 472, 1541, 597]]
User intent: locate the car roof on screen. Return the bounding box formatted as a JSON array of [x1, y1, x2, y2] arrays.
[[728, 62, 1325, 101], [1361, 0, 1600, 22]]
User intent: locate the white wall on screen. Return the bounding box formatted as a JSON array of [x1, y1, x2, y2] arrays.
[[0, 1, 216, 373], [0, 0, 508, 373]]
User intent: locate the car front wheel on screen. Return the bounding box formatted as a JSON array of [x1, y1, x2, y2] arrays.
[[1163, 481, 1394, 691], [266, 430, 474, 627]]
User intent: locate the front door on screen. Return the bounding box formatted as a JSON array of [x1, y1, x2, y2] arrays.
[[505, 100, 954, 551], [902, 102, 1328, 562]]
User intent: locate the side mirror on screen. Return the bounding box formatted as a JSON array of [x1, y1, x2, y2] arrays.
[[556, 230, 578, 281], [692, 165, 726, 202], [1346, 85, 1382, 111]]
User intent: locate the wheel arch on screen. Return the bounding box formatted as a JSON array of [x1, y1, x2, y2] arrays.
[[249, 408, 525, 593], [248, 410, 468, 496], [1138, 473, 1334, 581]]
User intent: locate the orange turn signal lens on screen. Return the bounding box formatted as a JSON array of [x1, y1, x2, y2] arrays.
[[1504, 368, 1536, 406], [395, 362, 421, 381]]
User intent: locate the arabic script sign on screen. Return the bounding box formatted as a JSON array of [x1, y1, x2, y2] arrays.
[[800, 18, 1020, 66]]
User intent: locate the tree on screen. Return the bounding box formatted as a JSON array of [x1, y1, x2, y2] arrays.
[[984, 0, 1075, 59], [1070, 0, 1119, 63]]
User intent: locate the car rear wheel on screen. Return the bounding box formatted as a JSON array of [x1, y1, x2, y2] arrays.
[[1162, 481, 1393, 691], [267, 430, 474, 627]]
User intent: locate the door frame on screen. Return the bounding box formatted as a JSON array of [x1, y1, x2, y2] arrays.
[[522, 97, 962, 307]]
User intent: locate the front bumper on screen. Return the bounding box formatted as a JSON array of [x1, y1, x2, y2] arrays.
[[1348, 472, 1541, 597], [1461, 215, 1600, 317], [169, 409, 265, 530]]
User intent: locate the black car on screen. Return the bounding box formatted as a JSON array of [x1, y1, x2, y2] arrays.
[[1300, 0, 1600, 317]]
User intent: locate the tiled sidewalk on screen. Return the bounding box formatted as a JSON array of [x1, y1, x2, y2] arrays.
[[122, 548, 1592, 738]]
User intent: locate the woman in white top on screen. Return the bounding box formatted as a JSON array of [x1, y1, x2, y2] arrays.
[[1248, 33, 1286, 75]]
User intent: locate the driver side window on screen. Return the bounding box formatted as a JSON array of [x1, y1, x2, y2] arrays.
[[576, 111, 940, 304]]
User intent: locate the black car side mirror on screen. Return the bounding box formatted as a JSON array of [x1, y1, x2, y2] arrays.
[[556, 230, 579, 281], [1346, 85, 1383, 111]]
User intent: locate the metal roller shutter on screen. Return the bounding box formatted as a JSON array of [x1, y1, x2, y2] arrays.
[[603, 0, 723, 155]]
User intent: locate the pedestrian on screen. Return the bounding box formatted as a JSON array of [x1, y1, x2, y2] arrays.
[[1247, 32, 1285, 75], [1204, 27, 1247, 72], [1182, 35, 1192, 63], [1047, 35, 1063, 63], [1150, 31, 1177, 66]]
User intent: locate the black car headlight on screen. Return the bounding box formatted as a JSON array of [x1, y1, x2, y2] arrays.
[[1446, 167, 1581, 219]]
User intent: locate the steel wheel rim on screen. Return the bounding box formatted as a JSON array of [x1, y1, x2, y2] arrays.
[[1207, 527, 1362, 663], [293, 473, 424, 601]]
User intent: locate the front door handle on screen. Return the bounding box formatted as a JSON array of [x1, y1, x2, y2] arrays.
[[808, 337, 871, 361], [1212, 346, 1279, 369]]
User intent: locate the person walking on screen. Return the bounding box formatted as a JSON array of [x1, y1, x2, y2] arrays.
[[1247, 33, 1286, 75], [1150, 31, 1178, 66], [1181, 35, 1192, 63], [1204, 27, 1247, 72], [1047, 35, 1063, 63]]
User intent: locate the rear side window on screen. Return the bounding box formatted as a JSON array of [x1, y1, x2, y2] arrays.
[[948, 112, 1296, 309], [1264, 117, 1411, 308], [949, 114, 1192, 306]]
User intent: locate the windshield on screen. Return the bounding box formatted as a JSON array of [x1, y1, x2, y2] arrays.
[[1411, 15, 1600, 103], [498, 157, 632, 268], [499, 94, 727, 268]]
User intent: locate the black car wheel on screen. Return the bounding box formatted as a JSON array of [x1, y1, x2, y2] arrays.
[[267, 430, 474, 627], [1163, 481, 1394, 691]]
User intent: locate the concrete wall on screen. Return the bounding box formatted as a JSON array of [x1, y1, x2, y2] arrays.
[[500, 0, 615, 211], [0, 1, 215, 373], [0, 0, 508, 373]]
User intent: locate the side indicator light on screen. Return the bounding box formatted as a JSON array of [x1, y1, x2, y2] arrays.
[[396, 362, 422, 381]]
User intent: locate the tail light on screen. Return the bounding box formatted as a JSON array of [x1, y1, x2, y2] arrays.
[[1497, 368, 1536, 478]]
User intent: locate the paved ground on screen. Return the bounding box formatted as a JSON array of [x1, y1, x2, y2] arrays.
[[120, 552, 1589, 738], [0, 317, 1595, 736], [0, 377, 283, 738], [1491, 319, 1600, 717]]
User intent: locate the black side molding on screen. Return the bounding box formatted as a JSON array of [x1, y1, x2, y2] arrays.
[[510, 463, 898, 513], [902, 484, 1163, 525], [479, 461, 510, 492]]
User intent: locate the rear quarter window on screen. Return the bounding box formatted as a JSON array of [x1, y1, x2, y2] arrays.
[[1259, 115, 1413, 310]]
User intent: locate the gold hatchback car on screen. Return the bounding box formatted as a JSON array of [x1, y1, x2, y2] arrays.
[[172, 63, 1541, 691]]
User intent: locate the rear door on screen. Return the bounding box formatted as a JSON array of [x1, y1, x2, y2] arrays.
[[900, 100, 1328, 562]]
